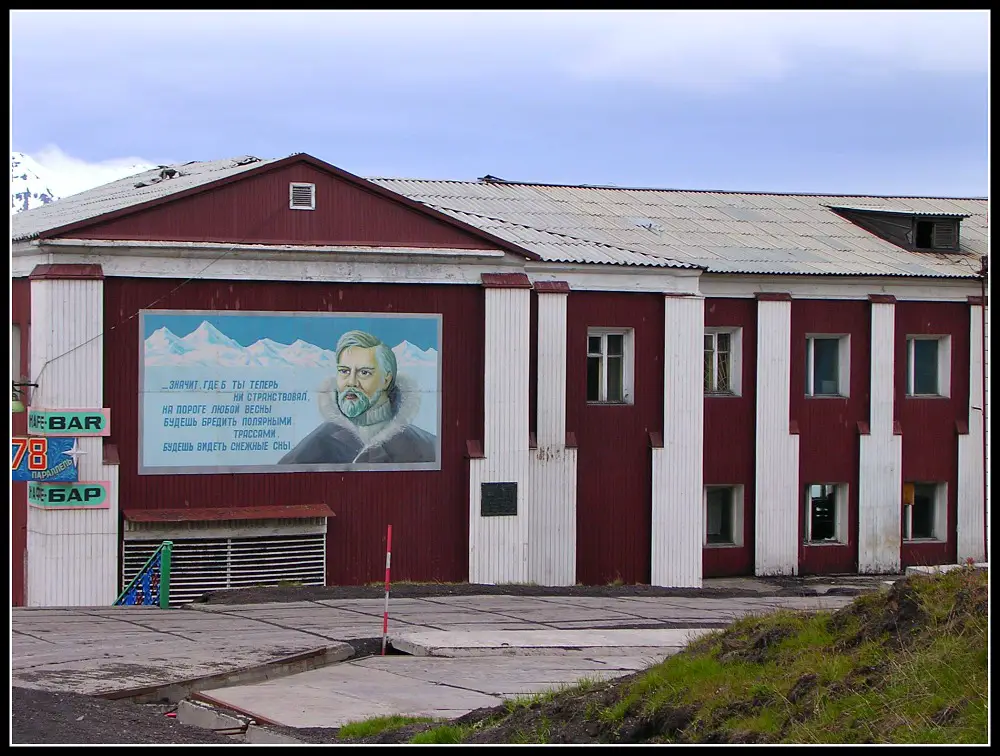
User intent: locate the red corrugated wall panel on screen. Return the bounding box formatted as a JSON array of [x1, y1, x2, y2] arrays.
[[65, 162, 497, 250], [791, 299, 870, 575], [896, 301, 968, 568], [11, 277, 30, 606], [103, 278, 484, 586], [703, 297, 757, 577], [567, 292, 664, 585]]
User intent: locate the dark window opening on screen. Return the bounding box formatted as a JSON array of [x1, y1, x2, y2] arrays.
[[903, 483, 938, 540], [909, 338, 940, 395], [706, 487, 735, 545], [807, 337, 841, 396], [915, 220, 934, 249], [807, 484, 839, 542], [586, 356, 601, 402]]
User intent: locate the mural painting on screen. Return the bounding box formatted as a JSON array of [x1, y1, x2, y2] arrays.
[[139, 310, 441, 474]]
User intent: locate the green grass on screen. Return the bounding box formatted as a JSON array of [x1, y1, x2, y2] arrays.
[[633, 567, 986, 744], [337, 714, 435, 739], [505, 676, 604, 713]]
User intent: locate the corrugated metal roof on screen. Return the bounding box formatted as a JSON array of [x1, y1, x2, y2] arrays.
[[12, 156, 280, 242], [11, 153, 987, 277], [370, 179, 988, 277]]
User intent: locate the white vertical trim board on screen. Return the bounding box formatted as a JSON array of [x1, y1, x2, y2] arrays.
[[528, 291, 576, 585], [754, 299, 800, 576], [858, 301, 902, 573], [651, 296, 704, 587], [957, 304, 986, 562], [536, 293, 569, 446], [27, 277, 119, 606], [469, 287, 531, 584], [528, 448, 578, 586]]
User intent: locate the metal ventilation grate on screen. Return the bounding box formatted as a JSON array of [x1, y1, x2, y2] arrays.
[[289, 182, 316, 210], [122, 532, 326, 606], [932, 222, 958, 250]]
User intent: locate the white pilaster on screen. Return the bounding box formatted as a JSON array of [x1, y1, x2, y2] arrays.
[[528, 288, 576, 585], [27, 272, 120, 606], [957, 303, 986, 562], [858, 300, 902, 573], [469, 284, 531, 584], [651, 295, 704, 587], [754, 297, 800, 576]]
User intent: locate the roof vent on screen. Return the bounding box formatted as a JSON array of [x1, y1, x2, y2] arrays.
[[289, 182, 316, 210], [630, 217, 664, 234]]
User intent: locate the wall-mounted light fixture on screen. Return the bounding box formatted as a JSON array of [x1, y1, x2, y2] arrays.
[[12, 381, 37, 414]]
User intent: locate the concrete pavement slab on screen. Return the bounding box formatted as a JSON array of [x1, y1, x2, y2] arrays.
[[549, 618, 723, 629], [391, 628, 712, 657], [202, 647, 698, 729], [201, 662, 504, 729]]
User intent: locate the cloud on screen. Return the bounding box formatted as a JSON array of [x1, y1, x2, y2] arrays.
[[557, 11, 989, 90], [29, 145, 161, 198], [11, 10, 987, 93]]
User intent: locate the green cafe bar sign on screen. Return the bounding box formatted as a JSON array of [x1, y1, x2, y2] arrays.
[[27, 408, 111, 437], [28, 481, 111, 509]]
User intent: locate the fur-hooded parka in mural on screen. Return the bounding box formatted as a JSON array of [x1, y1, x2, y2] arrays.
[[277, 374, 437, 465]]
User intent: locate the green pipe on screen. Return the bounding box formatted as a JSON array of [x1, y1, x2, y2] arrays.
[[159, 541, 173, 609]]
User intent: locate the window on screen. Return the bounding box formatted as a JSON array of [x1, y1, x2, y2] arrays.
[[587, 329, 633, 403], [902, 482, 945, 541], [906, 336, 950, 397], [804, 483, 846, 544], [914, 219, 959, 252], [704, 329, 742, 395], [705, 486, 743, 547], [805, 335, 850, 397]]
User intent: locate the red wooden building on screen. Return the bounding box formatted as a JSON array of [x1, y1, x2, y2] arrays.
[[10, 153, 988, 606]]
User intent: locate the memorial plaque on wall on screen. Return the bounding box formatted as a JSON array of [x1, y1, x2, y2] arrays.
[[481, 482, 517, 516]]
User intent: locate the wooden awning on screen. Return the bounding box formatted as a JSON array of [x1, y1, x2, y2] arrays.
[[122, 503, 334, 523]]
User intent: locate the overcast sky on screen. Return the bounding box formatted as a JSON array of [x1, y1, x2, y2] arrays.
[[10, 10, 990, 198]]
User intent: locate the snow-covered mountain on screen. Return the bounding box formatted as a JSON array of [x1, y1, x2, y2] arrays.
[[144, 322, 438, 370], [11, 152, 59, 213], [11, 150, 157, 214]]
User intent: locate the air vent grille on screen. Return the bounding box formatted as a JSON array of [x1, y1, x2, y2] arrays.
[[289, 182, 316, 210], [932, 222, 958, 250], [122, 532, 326, 606]]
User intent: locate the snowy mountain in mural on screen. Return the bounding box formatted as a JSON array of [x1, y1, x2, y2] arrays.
[[144, 321, 438, 369], [11, 152, 59, 213]]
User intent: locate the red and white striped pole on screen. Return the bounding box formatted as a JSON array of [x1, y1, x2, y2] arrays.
[[381, 524, 392, 655]]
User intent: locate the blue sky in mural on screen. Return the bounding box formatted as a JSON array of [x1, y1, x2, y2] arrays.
[[142, 312, 440, 352], [11, 10, 988, 198]]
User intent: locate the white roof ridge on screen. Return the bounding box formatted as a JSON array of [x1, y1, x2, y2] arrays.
[[370, 176, 988, 202]]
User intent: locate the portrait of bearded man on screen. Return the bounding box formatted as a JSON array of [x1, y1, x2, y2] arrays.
[[278, 329, 437, 465]]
